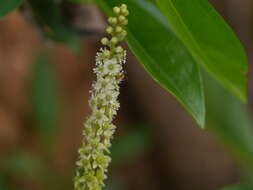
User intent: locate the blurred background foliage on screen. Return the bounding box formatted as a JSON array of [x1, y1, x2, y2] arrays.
[[0, 0, 253, 190]]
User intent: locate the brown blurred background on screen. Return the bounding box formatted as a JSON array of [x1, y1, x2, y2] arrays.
[[0, 0, 252, 190]]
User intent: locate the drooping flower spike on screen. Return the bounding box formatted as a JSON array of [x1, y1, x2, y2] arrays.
[[74, 4, 129, 190]]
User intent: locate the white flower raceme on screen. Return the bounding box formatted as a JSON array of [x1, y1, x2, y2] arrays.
[[74, 4, 129, 190]]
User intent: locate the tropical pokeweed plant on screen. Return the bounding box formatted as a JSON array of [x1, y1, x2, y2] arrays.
[[1, 0, 253, 189]]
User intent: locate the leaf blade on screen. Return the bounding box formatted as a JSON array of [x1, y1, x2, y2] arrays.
[[29, 0, 80, 52], [0, 0, 23, 19], [157, 0, 248, 102]]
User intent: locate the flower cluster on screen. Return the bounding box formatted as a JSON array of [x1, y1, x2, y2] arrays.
[[74, 4, 129, 190]]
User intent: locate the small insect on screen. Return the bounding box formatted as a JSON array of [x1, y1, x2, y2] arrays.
[[117, 72, 125, 81]]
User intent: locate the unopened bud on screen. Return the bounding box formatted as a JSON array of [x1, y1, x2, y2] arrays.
[[121, 4, 127, 10], [101, 37, 109, 45], [115, 26, 123, 33], [118, 15, 126, 22], [121, 30, 127, 37], [121, 19, 128, 26], [121, 9, 129, 16], [111, 37, 118, 45], [106, 26, 113, 34], [108, 17, 117, 25], [113, 6, 121, 15]]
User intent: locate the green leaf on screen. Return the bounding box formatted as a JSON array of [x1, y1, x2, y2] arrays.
[[0, 0, 23, 19], [29, 0, 80, 52], [97, 0, 205, 127], [205, 74, 253, 174], [157, 0, 248, 102], [31, 54, 59, 143], [222, 184, 253, 190]]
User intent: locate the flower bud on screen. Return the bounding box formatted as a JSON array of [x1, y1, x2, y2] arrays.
[[101, 37, 109, 45], [115, 26, 123, 33], [121, 19, 128, 26], [106, 26, 113, 34], [118, 15, 126, 22], [113, 6, 121, 15], [121, 9, 129, 16], [121, 30, 127, 37], [111, 37, 118, 45], [121, 4, 127, 10], [108, 17, 117, 25]]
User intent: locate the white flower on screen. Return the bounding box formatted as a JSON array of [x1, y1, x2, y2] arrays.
[[103, 59, 122, 76], [88, 96, 98, 109], [92, 109, 109, 125], [93, 78, 115, 91], [104, 129, 114, 138], [106, 107, 117, 117], [97, 89, 119, 104]]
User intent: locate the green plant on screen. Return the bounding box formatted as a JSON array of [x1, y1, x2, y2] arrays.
[[0, 0, 252, 190]]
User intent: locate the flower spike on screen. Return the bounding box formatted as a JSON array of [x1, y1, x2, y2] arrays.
[[74, 4, 129, 190]]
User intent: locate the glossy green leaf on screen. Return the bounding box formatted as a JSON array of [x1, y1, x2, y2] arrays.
[[29, 0, 80, 52], [97, 0, 205, 127], [0, 0, 23, 19], [157, 0, 248, 102], [222, 184, 253, 190]]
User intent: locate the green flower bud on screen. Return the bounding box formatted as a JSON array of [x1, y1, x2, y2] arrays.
[[115, 26, 123, 33], [111, 37, 118, 45], [121, 19, 128, 26], [121, 4, 127, 10], [121, 30, 127, 37], [113, 6, 121, 15], [108, 17, 117, 25], [106, 26, 113, 34], [118, 15, 126, 22], [101, 37, 109, 45], [121, 9, 129, 16]]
